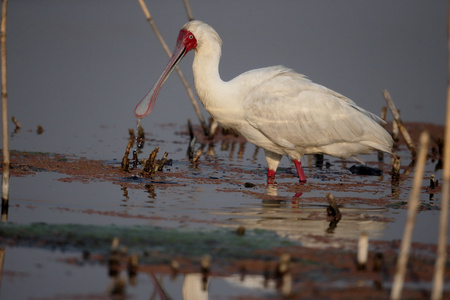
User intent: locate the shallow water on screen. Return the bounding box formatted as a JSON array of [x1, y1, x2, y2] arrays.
[[2, 122, 448, 298], [4, 139, 446, 243]]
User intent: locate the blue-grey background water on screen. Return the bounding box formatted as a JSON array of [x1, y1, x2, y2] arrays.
[[6, 0, 447, 159]]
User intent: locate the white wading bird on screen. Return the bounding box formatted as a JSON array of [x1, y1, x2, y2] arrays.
[[135, 20, 393, 183]]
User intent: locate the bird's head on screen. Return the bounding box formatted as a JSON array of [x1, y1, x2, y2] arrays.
[[134, 21, 224, 119], [135, 21, 221, 119]]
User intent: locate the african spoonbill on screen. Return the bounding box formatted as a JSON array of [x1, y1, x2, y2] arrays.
[[134, 20, 393, 183]]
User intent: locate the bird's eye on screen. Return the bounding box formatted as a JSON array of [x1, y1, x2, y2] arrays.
[[189, 35, 194, 39]]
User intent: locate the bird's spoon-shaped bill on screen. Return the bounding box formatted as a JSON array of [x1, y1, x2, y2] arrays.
[[134, 44, 186, 119], [134, 28, 196, 119]]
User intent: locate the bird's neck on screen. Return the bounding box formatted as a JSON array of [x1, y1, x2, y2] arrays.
[[191, 41, 245, 129], [192, 42, 225, 108]]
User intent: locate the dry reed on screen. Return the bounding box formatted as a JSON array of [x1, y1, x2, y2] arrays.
[[390, 131, 429, 299], [431, 3, 450, 298], [1, 0, 9, 206], [383, 90, 416, 157]]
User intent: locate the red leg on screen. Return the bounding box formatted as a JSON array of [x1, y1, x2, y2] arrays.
[[294, 159, 307, 183], [267, 169, 276, 184]]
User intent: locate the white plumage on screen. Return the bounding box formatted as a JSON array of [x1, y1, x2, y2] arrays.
[[135, 20, 393, 183]]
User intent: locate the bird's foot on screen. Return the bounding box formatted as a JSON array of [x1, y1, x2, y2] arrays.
[[267, 177, 276, 185], [267, 169, 276, 184]]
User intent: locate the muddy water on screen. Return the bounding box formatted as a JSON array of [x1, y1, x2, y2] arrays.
[[0, 139, 430, 239], [5, 124, 445, 244], [1, 121, 448, 299]]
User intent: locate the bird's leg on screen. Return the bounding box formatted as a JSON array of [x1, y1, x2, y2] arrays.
[[293, 159, 307, 183], [264, 150, 282, 185]]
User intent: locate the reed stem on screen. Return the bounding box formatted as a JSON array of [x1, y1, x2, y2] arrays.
[[390, 131, 429, 300], [1, 0, 9, 206], [383, 90, 416, 157], [182, 0, 194, 21], [431, 2, 450, 298]]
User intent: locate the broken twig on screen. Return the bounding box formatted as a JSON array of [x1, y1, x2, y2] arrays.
[[383, 90, 416, 157]]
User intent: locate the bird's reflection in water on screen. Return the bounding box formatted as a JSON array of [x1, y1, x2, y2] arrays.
[[264, 183, 339, 234], [182, 270, 288, 299], [264, 183, 279, 197], [183, 273, 209, 300]]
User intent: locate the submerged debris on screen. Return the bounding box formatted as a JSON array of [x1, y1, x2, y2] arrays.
[[326, 193, 341, 231], [171, 259, 180, 278], [187, 119, 205, 166], [37, 125, 44, 134], [120, 156, 129, 172], [142, 147, 159, 175], [236, 226, 246, 236], [326, 193, 340, 217], [127, 253, 139, 278], [121, 139, 133, 172], [108, 237, 121, 277], [244, 182, 256, 188], [132, 150, 138, 169], [349, 165, 383, 176], [373, 252, 384, 272], [391, 154, 401, 183], [11, 116, 21, 133], [108, 277, 126, 296], [275, 253, 292, 297], [430, 174, 437, 189], [191, 148, 203, 166], [156, 152, 169, 171], [121, 124, 169, 176], [315, 153, 324, 169], [201, 255, 211, 291], [138, 146, 170, 176]]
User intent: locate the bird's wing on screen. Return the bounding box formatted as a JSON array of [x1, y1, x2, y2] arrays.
[[243, 67, 389, 153]]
